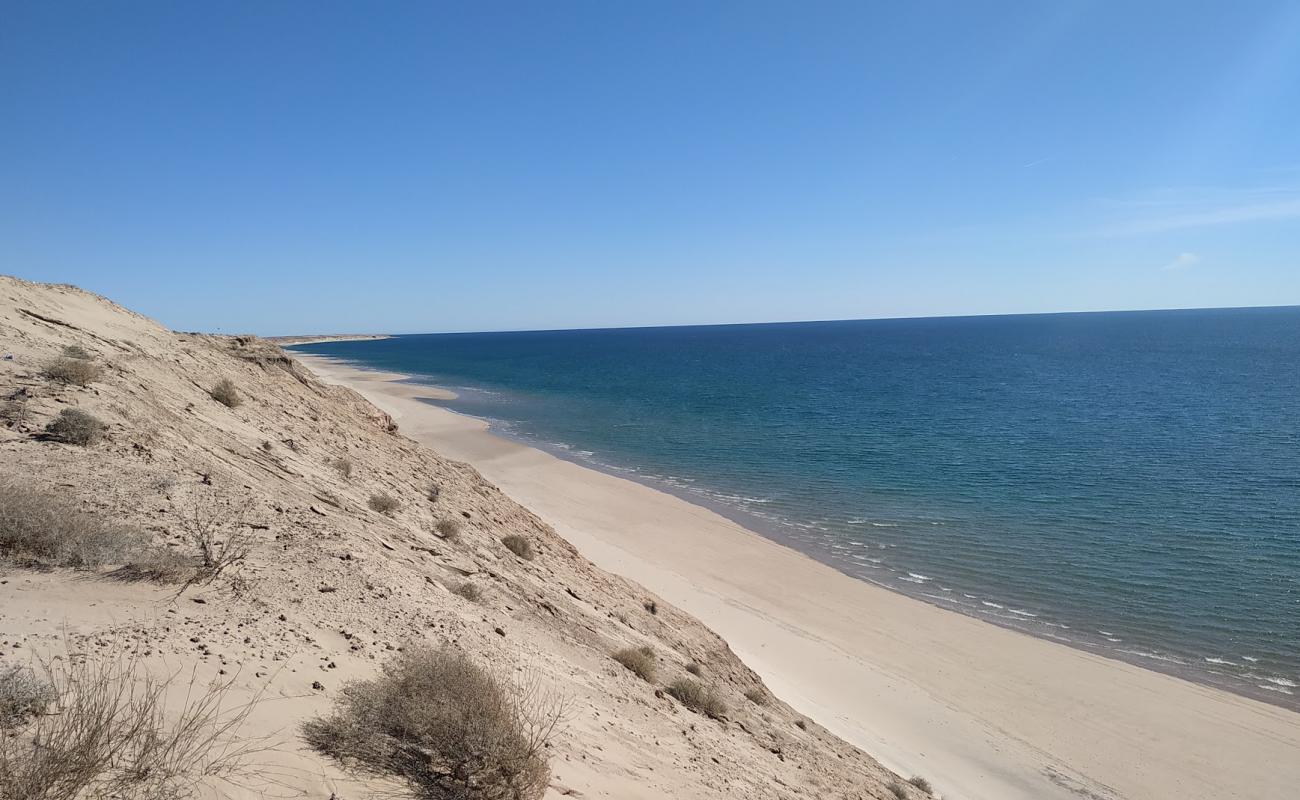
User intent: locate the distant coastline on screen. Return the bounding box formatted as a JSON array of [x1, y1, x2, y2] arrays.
[[268, 333, 391, 346]]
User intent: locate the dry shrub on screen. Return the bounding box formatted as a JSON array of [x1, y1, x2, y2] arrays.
[[427, 484, 441, 503], [501, 535, 534, 560], [612, 646, 656, 683], [666, 678, 726, 720], [43, 357, 101, 386], [0, 666, 54, 728], [435, 517, 463, 541], [0, 654, 264, 800], [1, 399, 29, 428], [111, 547, 198, 585], [368, 493, 400, 516], [888, 780, 910, 800], [744, 687, 768, 706], [302, 645, 563, 800], [684, 662, 702, 676], [453, 582, 482, 602], [0, 482, 150, 569], [643, 599, 657, 615], [171, 484, 254, 586], [210, 378, 241, 408], [44, 408, 105, 446], [908, 775, 933, 794], [61, 344, 92, 360], [330, 457, 353, 480]]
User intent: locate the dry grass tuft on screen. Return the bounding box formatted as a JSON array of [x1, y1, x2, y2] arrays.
[[0, 653, 265, 800], [665, 681, 728, 723], [210, 378, 242, 408], [684, 662, 702, 676], [43, 357, 101, 386], [0, 666, 54, 728], [744, 687, 768, 706], [501, 535, 534, 560], [0, 482, 150, 569], [368, 493, 400, 516], [452, 582, 482, 602], [666, 678, 726, 720], [435, 517, 463, 541], [612, 646, 656, 683], [643, 599, 657, 615], [302, 645, 563, 800], [330, 457, 353, 479], [61, 344, 92, 360], [44, 408, 105, 446], [908, 775, 933, 794], [427, 484, 441, 503]]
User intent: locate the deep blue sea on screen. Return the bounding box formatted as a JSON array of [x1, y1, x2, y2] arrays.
[[292, 307, 1300, 707]]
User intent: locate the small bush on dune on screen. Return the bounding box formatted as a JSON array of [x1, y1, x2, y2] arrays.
[[210, 378, 242, 408], [0, 653, 264, 800], [435, 517, 463, 541], [502, 535, 534, 560], [908, 775, 933, 794], [452, 582, 482, 602], [666, 678, 726, 720], [684, 662, 702, 676], [0, 666, 54, 728], [43, 408, 105, 446], [43, 356, 101, 386], [171, 486, 254, 586], [302, 645, 562, 800], [744, 687, 768, 705], [612, 646, 656, 683], [889, 780, 910, 799], [368, 493, 400, 516], [330, 457, 353, 479], [1, 399, 28, 428], [427, 484, 441, 503], [61, 344, 92, 360], [0, 482, 149, 569]]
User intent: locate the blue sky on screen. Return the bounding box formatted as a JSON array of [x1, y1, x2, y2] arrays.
[[3, 1, 1299, 334]]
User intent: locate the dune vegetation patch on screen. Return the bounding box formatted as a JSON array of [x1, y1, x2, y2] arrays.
[[302, 645, 563, 800]]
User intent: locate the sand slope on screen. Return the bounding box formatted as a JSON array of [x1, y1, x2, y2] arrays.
[[294, 353, 1300, 800], [0, 276, 905, 799]]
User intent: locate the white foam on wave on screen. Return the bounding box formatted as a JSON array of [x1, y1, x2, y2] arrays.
[[982, 601, 1004, 609], [1241, 656, 1259, 663], [1007, 609, 1037, 618], [907, 573, 932, 582], [1118, 648, 1185, 665], [1259, 684, 1294, 695], [1204, 657, 1237, 666], [1264, 676, 1297, 688]]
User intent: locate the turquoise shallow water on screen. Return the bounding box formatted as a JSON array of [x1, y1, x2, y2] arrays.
[[292, 307, 1300, 707]]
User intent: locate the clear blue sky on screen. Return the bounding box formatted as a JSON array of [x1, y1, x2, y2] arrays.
[[3, 1, 1298, 334]]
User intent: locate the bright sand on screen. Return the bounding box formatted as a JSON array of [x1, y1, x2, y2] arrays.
[[296, 353, 1300, 800]]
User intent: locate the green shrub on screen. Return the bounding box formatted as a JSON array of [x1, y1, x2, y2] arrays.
[[666, 678, 726, 720], [44, 408, 105, 446], [612, 647, 656, 683], [43, 357, 101, 386], [301, 645, 558, 800], [368, 493, 400, 516], [501, 535, 534, 560], [210, 378, 241, 408]]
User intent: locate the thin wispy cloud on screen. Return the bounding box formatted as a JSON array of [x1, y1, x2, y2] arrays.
[[1096, 186, 1300, 236], [1162, 252, 1200, 271]]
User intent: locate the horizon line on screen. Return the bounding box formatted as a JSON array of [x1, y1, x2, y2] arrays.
[[274, 301, 1300, 340]]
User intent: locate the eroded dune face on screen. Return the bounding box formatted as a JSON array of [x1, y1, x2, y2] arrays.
[[0, 276, 901, 800]]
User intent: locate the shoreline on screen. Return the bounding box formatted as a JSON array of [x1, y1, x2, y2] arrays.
[[293, 350, 1300, 800]]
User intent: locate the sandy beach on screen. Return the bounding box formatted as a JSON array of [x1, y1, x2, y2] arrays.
[[295, 351, 1300, 800]]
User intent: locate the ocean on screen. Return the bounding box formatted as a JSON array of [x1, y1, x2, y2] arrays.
[[290, 307, 1300, 707]]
